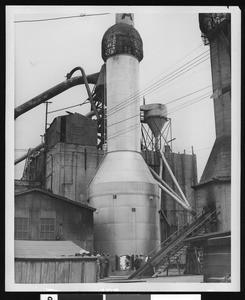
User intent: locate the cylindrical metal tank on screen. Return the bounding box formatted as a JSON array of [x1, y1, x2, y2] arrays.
[[89, 151, 160, 255], [106, 54, 141, 152], [88, 13, 160, 271]]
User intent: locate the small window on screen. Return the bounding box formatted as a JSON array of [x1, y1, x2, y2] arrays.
[[15, 217, 29, 240], [39, 218, 55, 240]]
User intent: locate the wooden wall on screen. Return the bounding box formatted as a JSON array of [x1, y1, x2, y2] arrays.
[[15, 191, 94, 252], [15, 257, 97, 283]]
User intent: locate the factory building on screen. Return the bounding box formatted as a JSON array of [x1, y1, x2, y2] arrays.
[[15, 188, 95, 251], [14, 13, 199, 279], [13, 12, 233, 283]]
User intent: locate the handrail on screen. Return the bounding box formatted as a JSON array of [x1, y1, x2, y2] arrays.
[[147, 208, 209, 257], [128, 208, 217, 279]]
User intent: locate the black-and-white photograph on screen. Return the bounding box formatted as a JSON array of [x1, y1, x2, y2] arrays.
[[6, 6, 240, 292]]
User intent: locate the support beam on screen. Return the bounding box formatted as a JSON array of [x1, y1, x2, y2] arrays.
[[149, 167, 184, 202], [157, 149, 190, 207], [150, 167, 194, 214]]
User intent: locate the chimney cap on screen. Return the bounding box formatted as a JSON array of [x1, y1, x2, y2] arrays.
[[101, 22, 143, 62]]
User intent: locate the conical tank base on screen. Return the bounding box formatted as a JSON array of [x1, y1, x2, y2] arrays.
[[88, 151, 161, 258]]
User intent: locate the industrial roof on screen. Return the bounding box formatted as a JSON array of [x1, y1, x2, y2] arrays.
[[183, 230, 231, 244], [15, 188, 96, 211], [197, 135, 231, 185], [15, 240, 84, 259]]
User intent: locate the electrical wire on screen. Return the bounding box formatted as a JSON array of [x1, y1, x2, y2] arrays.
[[47, 99, 89, 114], [107, 113, 140, 128], [167, 91, 211, 114], [151, 61, 211, 99], [106, 91, 212, 139], [143, 43, 205, 88], [119, 48, 209, 102], [107, 51, 210, 115], [107, 87, 212, 131], [133, 50, 210, 101], [105, 90, 211, 133], [164, 85, 212, 106], [106, 51, 210, 117], [167, 93, 211, 116], [14, 13, 110, 23], [107, 123, 141, 141], [107, 56, 210, 119]]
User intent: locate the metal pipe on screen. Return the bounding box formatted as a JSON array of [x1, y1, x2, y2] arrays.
[[14, 72, 99, 119], [149, 167, 185, 202], [14, 142, 45, 165], [150, 167, 194, 213], [158, 157, 163, 209], [66, 67, 99, 119], [157, 149, 190, 207]]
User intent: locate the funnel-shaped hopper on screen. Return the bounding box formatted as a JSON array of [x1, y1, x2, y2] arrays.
[[141, 103, 167, 138]]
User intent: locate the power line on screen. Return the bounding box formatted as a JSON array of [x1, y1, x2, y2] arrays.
[[107, 50, 210, 116], [106, 49, 210, 116], [107, 86, 212, 131], [143, 43, 205, 88], [167, 91, 211, 114], [47, 99, 89, 114], [106, 92, 212, 140], [107, 53, 210, 117], [14, 13, 111, 23], [152, 63, 211, 98], [164, 85, 212, 106], [115, 46, 214, 116], [107, 123, 141, 141], [107, 113, 140, 128], [167, 93, 211, 116]]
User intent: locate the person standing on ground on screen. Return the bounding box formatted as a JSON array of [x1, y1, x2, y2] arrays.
[[104, 253, 110, 277], [96, 254, 101, 282], [133, 255, 140, 270]]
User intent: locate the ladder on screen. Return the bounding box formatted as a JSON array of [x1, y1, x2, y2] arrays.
[[128, 208, 218, 279]]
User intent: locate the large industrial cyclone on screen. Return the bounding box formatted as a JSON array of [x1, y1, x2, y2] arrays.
[[88, 13, 161, 271]]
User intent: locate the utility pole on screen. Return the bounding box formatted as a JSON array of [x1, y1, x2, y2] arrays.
[[44, 101, 52, 138]]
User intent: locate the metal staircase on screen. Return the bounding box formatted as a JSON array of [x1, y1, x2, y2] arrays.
[[128, 208, 218, 279]]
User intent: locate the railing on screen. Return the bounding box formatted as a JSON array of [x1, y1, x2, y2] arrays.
[[148, 208, 210, 258], [128, 208, 217, 279]]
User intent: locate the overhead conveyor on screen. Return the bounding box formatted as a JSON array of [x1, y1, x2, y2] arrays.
[[128, 208, 219, 279]]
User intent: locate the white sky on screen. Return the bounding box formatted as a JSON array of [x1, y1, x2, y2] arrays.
[[10, 6, 233, 180]]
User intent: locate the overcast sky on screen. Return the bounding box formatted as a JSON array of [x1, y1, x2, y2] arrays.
[[9, 6, 233, 180]]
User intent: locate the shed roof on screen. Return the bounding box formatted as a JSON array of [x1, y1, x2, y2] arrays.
[[15, 188, 96, 211], [15, 240, 84, 258]]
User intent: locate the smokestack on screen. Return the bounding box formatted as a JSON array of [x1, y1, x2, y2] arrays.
[[88, 14, 160, 270]]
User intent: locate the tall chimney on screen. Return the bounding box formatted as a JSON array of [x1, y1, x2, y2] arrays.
[[195, 13, 231, 231], [88, 13, 160, 273]]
